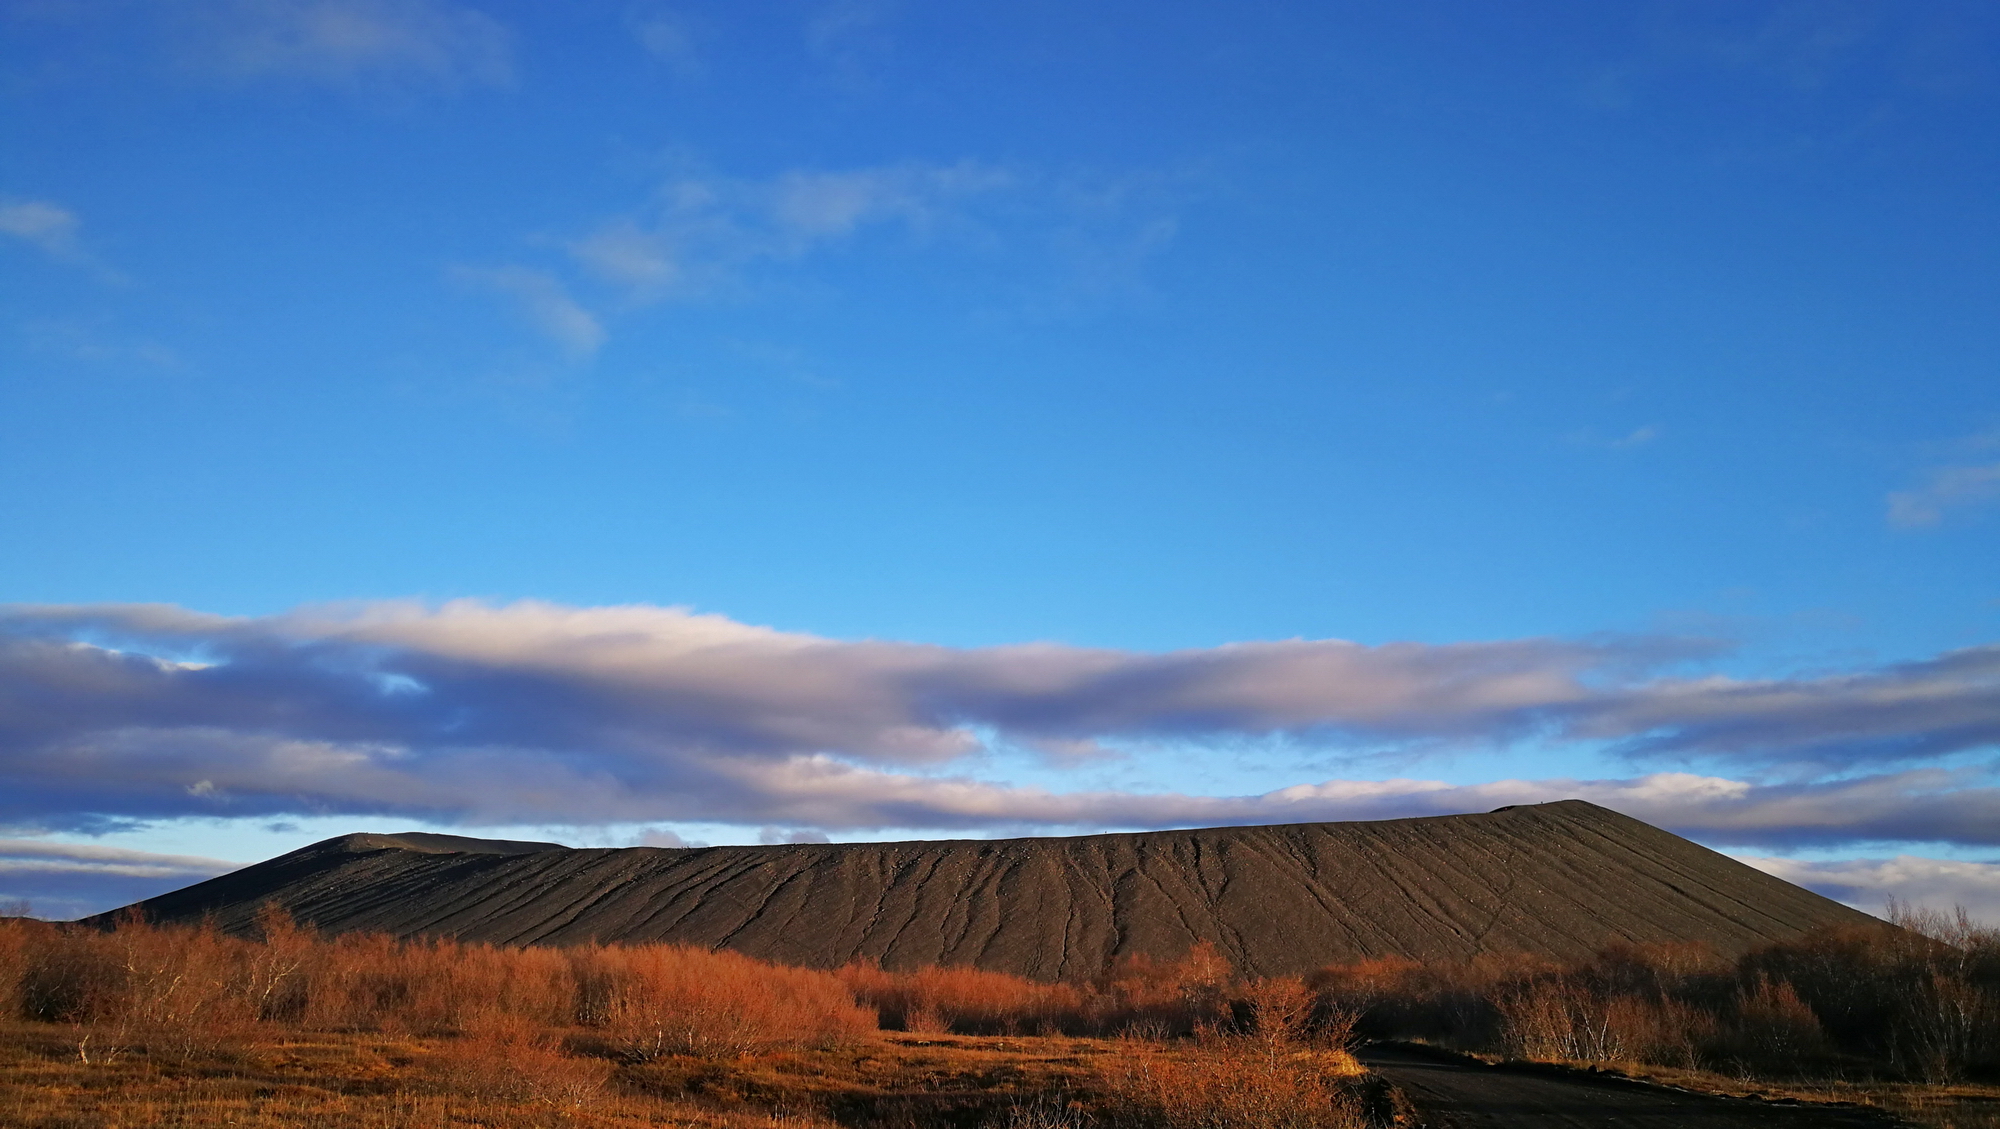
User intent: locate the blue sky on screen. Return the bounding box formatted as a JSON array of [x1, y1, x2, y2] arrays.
[[2, 0, 1998, 922]]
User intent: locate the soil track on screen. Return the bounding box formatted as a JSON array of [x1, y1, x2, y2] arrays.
[[106, 801, 1879, 979], [1359, 1045, 1900, 1128]]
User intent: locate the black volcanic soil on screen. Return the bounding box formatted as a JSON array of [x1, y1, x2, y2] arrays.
[[107, 801, 1878, 979]]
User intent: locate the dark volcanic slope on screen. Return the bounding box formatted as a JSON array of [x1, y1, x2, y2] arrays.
[[109, 801, 1877, 979]]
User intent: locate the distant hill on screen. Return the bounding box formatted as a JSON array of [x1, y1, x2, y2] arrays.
[[99, 800, 1877, 979]]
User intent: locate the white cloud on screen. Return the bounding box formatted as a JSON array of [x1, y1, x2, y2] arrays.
[[1581, 646, 2000, 767], [491, 160, 1025, 350], [758, 826, 832, 844], [0, 199, 123, 281], [1, 600, 1998, 846], [1568, 424, 1662, 451], [0, 200, 81, 260], [565, 161, 1015, 302], [186, 0, 511, 86], [630, 9, 702, 79], [568, 219, 680, 292], [804, 0, 897, 83], [767, 165, 1006, 240], [1739, 855, 2000, 927], [675, 760, 2000, 848], [23, 319, 178, 366], [456, 266, 604, 356], [519, 159, 1175, 344], [1889, 462, 2000, 528]]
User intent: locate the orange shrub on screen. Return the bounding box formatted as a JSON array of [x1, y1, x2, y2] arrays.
[[1244, 976, 1313, 1050], [5, 910, 872, 1064], [432, 1009, 615, 1109], [838, 961, 1089, 1035], [0, 916, 56, 1023], [839, 941, 1239, 1038], [1099, 941, 1233, 1036], [583, 943, 873, 1059], [1716, 973, 1829, 1075], [1105, 1036, 1365, 1129]]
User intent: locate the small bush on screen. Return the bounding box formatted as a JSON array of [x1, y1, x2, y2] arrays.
[[589, 943, 873, 1059], [837, 941, 1238, 1038], [1105, 1037, 1365, 1129], [1711, 974, 1829, 1076], [8, 894, 1992, 1094], [1307, 903, 1999, 1085], [2, 910, 870, 1066], [838, 961, 1087, 1035]]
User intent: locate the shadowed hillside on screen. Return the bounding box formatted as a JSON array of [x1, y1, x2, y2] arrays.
[[102, 801, 1877, 979]]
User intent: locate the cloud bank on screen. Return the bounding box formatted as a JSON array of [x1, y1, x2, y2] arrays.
[[2, 601, 1997, 848], [0, 839, 239, 922], [1741, 855, 2000, 927]]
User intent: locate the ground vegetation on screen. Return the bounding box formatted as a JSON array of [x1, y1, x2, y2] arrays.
[[2, 904, 1995, 1127]]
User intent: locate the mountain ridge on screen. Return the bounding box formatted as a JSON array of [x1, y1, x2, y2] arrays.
[[101, 800, 1878, 980]]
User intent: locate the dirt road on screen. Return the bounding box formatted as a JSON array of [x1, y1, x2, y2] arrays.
[[1359, 1045, 1900, 1128]]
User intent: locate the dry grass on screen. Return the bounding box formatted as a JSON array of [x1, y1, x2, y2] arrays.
[[0, 917, 1380, 1128], [0, 1019, 1380, 1129], [1102, 1023, 1366, 1129], [7, 905, 1997, 1126], [6, 912, 871, 1058], [838, 942, 1261, 1041], [0, 1021, 839, 1129]]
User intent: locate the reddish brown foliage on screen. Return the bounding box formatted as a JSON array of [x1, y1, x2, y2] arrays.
[[837, 941, 1248, 1038], [0, 910, 869, 1062], [1308, 909, 2000, 1084], [5, 900, 1992, 1096]]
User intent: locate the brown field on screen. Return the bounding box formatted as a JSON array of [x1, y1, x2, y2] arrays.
[[0, 912, 1375, 1129], [2, 901, 1997, 1128]]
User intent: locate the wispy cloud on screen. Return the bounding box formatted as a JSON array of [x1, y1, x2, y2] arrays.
[[22, 319, 179, 367], [0, 839, 238, 879], [1, 601, 1997, 846], [567, 161, 1015, 304], [454, 265, 604, 356], [0, 199, 82, 261], [1569, 423, 1661, 450], [181, 0, 511, 87], [0, 196, 126, 282], [629, 7, 702, 80], [804, 0, 898, 86], [0, 839, 239, 921], [473, 159, 1178, 353], [1579, 647, 2000, 768], [1889, 462, 2000, 529]]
